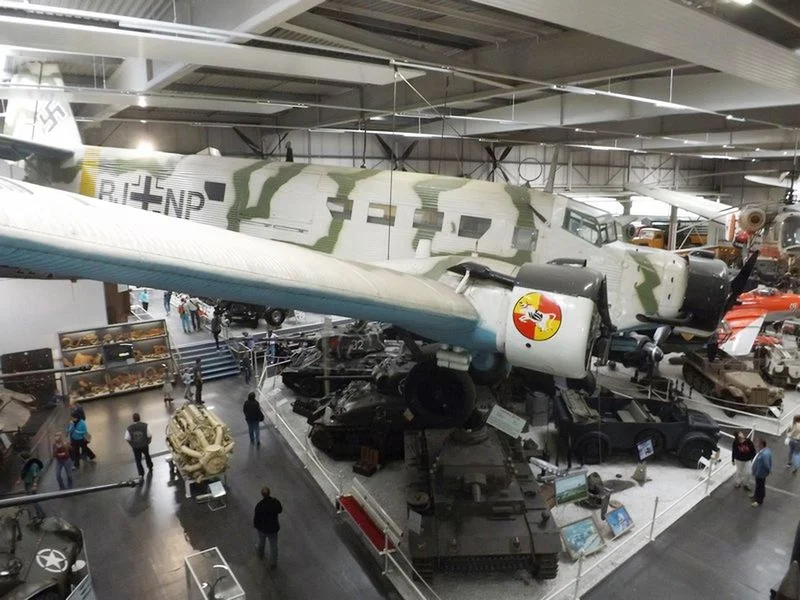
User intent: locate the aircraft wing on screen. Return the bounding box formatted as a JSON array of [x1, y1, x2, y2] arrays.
[[0, 176, 485, 348], [0, 134, 74, 162], [744, 174, 793, 189], [624, 182, 734, 223]]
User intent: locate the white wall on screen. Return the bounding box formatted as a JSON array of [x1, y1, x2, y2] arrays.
[[0, 279, 106, 359]]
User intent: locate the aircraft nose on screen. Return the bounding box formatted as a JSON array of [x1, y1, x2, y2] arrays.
[[680, 255, 731, 334]]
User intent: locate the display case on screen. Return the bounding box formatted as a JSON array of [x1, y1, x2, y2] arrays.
[[184, 547, 244, 600], [60, 319, 172, 402]]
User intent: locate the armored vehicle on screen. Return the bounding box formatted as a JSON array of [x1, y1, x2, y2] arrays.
[[682, 350, 783, 416], [555, 388, 720, 467], [404, 426, 560, 582], [753, 341, 800, 388], [204, 298, 290, 328], [0, 480, 136, 600], [282, 323, 402, 398]]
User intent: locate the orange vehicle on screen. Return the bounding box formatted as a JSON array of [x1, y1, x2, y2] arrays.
[[630, 226, 706, 249], [735, 287, 800, 318]]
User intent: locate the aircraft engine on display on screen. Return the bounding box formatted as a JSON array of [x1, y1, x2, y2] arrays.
[[166, 404, 235, 482], [739, 206, 767, 234]]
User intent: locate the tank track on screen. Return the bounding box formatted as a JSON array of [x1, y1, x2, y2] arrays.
[[533, 552, 559, 580], [438, 554, 536, 573]]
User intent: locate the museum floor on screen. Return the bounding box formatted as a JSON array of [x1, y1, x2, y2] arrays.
[[35, 377, 394, 600]]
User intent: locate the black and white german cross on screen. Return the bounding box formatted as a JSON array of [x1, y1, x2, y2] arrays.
[[129, 175, 164, 211]]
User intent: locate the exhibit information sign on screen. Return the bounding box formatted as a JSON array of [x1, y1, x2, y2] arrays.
[[486, 404, 526, 439]]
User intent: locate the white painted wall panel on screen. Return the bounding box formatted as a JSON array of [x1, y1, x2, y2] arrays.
[[0, 279, 106, 358]]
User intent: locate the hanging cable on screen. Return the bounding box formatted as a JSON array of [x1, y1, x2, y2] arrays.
[[387, 66, 397, 261]]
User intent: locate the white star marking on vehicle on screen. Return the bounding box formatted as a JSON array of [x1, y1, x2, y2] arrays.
[[36, 548, 68, 573]]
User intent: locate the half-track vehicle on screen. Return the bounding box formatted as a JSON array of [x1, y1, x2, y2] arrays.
[[555, 388, 720, 467], [754, 341, 800, 388], [682, 349, 783, 416]]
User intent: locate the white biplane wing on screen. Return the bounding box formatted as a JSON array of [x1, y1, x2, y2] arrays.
[[624, 182, 734, 223]]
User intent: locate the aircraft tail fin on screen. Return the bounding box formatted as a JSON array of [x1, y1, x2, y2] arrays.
[[3, 62, 82, 149]]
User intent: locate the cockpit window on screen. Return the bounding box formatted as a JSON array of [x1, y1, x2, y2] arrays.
[[563, 208, 609, 246], [780, 215, 800, 251]]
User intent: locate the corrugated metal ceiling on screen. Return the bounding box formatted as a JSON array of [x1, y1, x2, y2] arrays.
[[10, 0, 177, 21]]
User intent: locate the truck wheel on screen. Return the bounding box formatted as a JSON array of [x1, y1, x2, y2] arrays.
[[266, 308, 287, 328], [575, 434, 609, 465], [678, 438, 715, 468], [634, 430, 665, 458], [310, 426, 335, 453]]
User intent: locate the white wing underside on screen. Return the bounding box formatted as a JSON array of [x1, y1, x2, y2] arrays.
[[0, 177, 482, 343], [625, 182, 734, 223]]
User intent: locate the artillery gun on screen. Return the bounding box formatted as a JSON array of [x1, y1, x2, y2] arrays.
[[0, 479, 136, 600], [166, 404, 235, 482]]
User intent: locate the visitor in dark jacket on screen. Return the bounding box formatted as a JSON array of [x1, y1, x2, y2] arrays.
[[732, 431, 756, 490], [253, 486, 283, 568], [751, 438, 773, 507], [243, 391, 264, 447]]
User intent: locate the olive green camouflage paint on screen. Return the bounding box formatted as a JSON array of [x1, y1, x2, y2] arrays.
[[627, 251, 661, 315]]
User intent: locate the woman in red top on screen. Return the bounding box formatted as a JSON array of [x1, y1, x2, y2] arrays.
[[52, 432, 73, 490]]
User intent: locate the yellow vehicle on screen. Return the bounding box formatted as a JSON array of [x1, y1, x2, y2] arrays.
[[630, 227, 706, 249]]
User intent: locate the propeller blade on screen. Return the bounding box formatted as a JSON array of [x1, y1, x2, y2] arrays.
[[484, 145, 497, 163], [400, 141, 418, 162], [498, 165, 510, 183], [499, 146, 513, 162], [725, 250, 759, 313], [653, 325, 672, 346], [375, 135, 394, 161], [233, 127, 263, 157]]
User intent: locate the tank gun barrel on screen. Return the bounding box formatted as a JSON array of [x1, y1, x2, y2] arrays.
[[0, 479, 138, 508], [0, 365, 92, 379]]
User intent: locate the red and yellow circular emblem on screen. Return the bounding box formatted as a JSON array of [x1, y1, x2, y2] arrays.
[[512, 292, 562, 341]]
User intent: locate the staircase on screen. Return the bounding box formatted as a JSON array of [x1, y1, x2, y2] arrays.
[[175, 340, 240, 381]]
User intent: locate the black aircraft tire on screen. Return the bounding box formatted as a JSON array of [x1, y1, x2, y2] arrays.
[[266, 308, 287, 328], [405, 361, 476, 428]]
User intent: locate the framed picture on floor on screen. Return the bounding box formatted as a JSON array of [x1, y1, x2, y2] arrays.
[[561, 516, 605, 561], [606, 504, 634, 539]]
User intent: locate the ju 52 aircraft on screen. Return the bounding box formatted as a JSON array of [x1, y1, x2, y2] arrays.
[[0, 63, 745, 424]]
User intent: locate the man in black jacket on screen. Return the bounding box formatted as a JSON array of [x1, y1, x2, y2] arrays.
[[253, 486, 282, 567], [125, 413, 153, 478], [732, 430, 756, 491], [243, 391, 264, 447]]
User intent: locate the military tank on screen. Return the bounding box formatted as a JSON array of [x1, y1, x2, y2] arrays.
[[166, 404, 235, 482], [682, 349, 783, 416], [404, 425, 560, 582], [0, 479, 136, 600], [282, 322, 402, 398]]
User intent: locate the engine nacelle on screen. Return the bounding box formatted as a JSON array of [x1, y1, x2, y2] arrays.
[[502, 264, 604, 379], [739, 206, 766, 233]]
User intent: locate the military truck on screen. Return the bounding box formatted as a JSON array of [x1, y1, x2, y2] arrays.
[[682, 350, 784, 416]]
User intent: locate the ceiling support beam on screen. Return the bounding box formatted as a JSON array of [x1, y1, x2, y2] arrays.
[[469, 0, 800, 95]]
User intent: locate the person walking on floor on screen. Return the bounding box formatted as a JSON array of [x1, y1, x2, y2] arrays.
[[243, 391, 264, 446], [163, 290, 173, 315], [266, 328, 277, 366], [179, 297, 192, 333], [786, 415, 800, 473], [67, 412, 94, 468], [193, 358, 204, 405], [182, 367, 194, 401], [125, 413, 153, 478], [52, 432, 73, 490], [69, 404, 96, 462], [253, 486, 282, 568], [187, 297, 200, 332], [211, 312, 222, 351], [731, 430, 756, 490], [752, 438, 773, 507], [20, 452, 45, 519], [139, 288, 150, 312], [162, 366, 174, 405]]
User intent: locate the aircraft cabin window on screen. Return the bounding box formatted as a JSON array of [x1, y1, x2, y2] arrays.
[[326, 197, 353, 220], [563, 209, 601, 246], [413, 208, 444, 231], [366, 202, 396, 226], [513, 226, 537, 251], [458, 215, 492, 239]]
